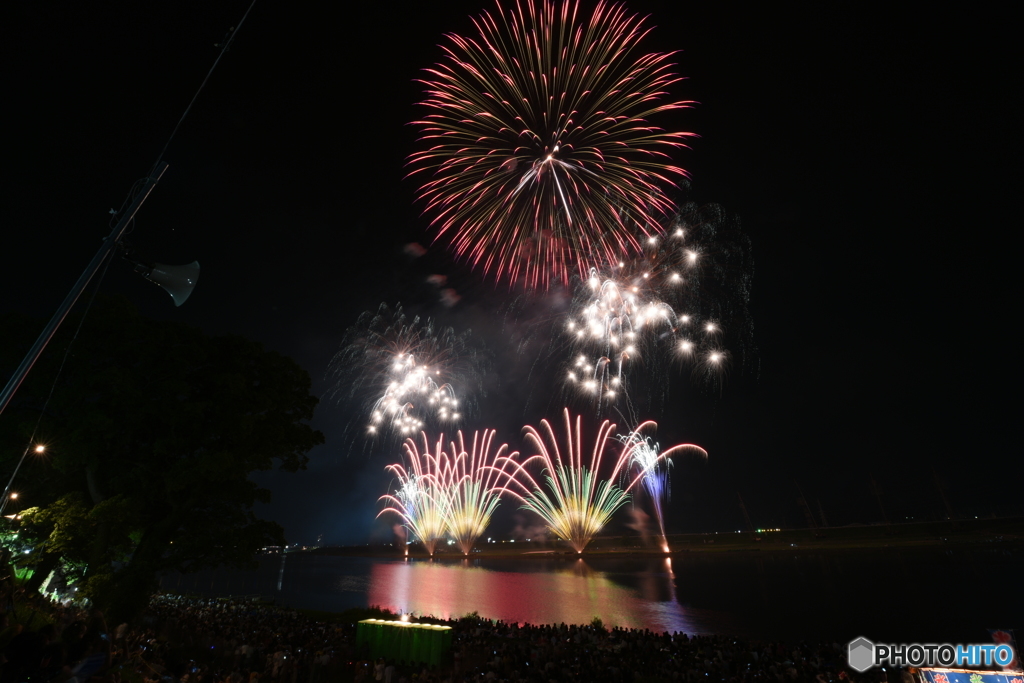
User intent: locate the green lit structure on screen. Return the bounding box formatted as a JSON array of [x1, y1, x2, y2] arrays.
[[355, 619, 453, 666]]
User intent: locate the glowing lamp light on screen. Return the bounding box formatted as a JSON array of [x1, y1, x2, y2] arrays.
[[34, 445, 45, 454]]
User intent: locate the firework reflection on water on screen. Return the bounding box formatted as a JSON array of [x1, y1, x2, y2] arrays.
[[367, 557, 703, 633]]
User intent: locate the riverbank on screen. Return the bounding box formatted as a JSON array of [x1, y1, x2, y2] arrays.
[[297, 516, 1024, 559]]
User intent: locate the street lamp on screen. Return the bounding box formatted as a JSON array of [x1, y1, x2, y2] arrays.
[[0, 444, 43, 517], [0, 170, 202, 508], [0, 0, 262, 423], [0, 0, 258, 512]]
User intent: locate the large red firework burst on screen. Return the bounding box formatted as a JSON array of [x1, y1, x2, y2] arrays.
[[409, 0, 694, 288]]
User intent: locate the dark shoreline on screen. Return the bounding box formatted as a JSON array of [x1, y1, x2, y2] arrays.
[[290, 516, 1024, 560]]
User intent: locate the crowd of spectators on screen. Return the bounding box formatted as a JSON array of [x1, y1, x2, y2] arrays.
[[438, 620, 891, 683], [0, 595, 352, 683], [0, 593, 896, 683]]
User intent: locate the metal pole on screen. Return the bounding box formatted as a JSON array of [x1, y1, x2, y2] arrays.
[[0, 162, 168, 420]]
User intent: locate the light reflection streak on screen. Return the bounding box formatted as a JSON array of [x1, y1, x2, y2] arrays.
[[366, 559, 704, 633], [276, 554, 287, 591]]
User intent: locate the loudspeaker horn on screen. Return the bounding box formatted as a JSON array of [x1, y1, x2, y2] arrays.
[[137, 261, 200, 307]]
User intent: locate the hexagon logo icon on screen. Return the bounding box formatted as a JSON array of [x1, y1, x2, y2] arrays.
[[848, 637, 875, 672]]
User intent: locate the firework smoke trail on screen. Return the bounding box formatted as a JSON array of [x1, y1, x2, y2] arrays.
[[493, 409, 653, 553], [617, 422, 707, 552], [444, 429, 520, 555], [378, 434, 449, 556], [409, 0, 695, 288], [328, 303, 485, 440]]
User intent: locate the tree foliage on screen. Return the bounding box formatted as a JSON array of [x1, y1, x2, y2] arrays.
[[0, 298, 324, 619]]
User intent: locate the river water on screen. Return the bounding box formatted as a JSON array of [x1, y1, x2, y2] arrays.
[[160, 547, 1022, 644]]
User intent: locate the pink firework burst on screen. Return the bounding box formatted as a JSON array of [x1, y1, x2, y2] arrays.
[[409, 0, 695, 289]]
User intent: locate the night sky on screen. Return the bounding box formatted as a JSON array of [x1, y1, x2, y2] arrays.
[[5, 1, 1020, 546]]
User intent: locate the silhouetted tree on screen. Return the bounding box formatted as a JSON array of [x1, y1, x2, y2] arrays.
[[0, 298, 324, 620]]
